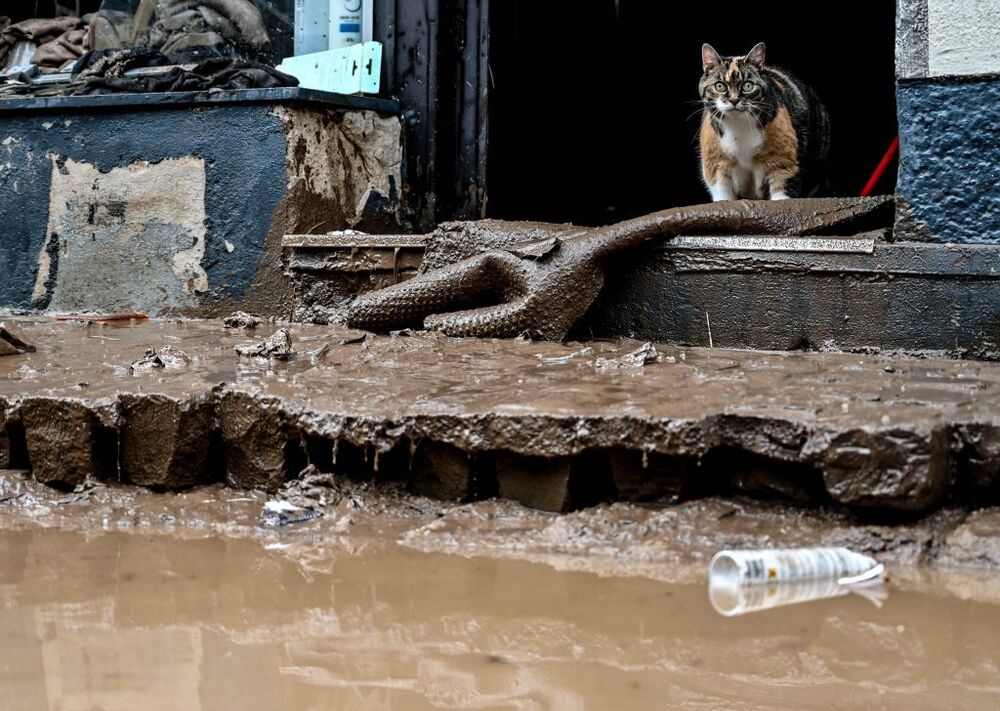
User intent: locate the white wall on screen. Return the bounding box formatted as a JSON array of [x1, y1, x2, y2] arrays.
[[927, 0, 1000, 76]]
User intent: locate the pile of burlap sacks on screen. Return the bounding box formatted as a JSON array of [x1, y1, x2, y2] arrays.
[[0, 15, 93, 74], [0, 0, 269, 75]]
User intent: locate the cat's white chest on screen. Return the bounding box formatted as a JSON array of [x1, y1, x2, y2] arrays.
[[718, 112, 764, 167]]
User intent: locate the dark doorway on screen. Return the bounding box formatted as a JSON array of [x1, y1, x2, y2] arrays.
[[487, 2, 898, 226]]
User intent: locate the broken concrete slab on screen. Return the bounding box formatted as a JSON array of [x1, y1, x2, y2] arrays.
[[495, 454, 576, 512], [119, 394, 217, 489], [1, 318, 1000, 513], [410, 441, 474, 501], [0, 431, 9, 470], [822, 427, 953, 511], [608, 449, 689, 503], [495, 452, 614, 513], [938, 508, 1000, 570], [216, 391, 290, 491], [18, 398, 106, 488]]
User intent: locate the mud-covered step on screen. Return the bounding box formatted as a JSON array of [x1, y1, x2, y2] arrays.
[[1, 318, 999, 514]]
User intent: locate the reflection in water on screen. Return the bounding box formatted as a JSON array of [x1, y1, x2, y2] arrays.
[[0, 529, 998, 710], [709, 576, 889, 617]]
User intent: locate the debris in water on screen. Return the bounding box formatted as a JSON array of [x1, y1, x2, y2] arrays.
[[307, 343, 331, 365], [223, 311, 262, 329], [595, 342, 658, 370], [340, 333, 370, 346], [537, 347, 593, 365], [0, 322, 36, 356], [259, 499, 323, 528], [55, 312, 149, 322], [129, 346, 191, 372], [708, 547, 888, 617], [235, 328, 294, 359]]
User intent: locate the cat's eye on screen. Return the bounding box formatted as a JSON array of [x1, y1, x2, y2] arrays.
[[714, 82, 726, 92], [741, 81, 755, 92]]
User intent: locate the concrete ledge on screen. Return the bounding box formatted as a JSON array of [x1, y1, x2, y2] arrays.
[[0, 87, 401, 115], [581, 240, 1000, 357], [1, 318, 999, 515]]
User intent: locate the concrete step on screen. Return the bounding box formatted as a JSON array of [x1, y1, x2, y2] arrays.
[[0, 317, 998, 515]]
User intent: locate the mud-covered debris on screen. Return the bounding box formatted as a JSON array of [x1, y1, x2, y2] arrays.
[[510, 236, 560, 260], [345, 198, 893, 340], [537, 347, 593, 365], [223, 311, 262, 329], [595, 342, 658, 370], [0, 322, 36, 356], [340, 333, 370, 346], [259, 499, 323, 528], [235, 328, 294, 359], [307, 343, 330, 365], [515, 329, 546, 342], [129, 346, 191, 371]]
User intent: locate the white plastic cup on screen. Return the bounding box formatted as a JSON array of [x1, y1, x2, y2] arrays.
[[708, 547, 885, 617]]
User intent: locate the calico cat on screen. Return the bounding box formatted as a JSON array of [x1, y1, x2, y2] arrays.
[[698, 42, 830, 201]]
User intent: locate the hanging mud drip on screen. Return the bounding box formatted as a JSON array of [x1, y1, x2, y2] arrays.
[[345, 198, 893, 340]]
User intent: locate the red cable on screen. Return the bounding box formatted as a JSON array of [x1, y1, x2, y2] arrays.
[[860, 135, 900, 197]]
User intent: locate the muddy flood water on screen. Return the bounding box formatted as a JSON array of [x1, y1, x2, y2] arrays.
[[2, 523, 999, 710]]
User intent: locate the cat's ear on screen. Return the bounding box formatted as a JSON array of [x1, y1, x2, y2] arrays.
[[702, 44, 722, 72], [745, 42, 766, 68]]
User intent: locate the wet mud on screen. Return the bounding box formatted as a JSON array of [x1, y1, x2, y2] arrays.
[[0, 472, 998, 709], [1, 317, 999, 520]]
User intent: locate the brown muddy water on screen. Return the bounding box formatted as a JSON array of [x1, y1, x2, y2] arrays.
[[2, 524, 999, 710]]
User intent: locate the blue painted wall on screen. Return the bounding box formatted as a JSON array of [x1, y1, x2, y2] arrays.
[[896, 76, 1000, 244], [0, 106, 287, 309]]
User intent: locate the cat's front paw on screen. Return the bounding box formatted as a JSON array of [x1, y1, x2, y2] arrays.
[[770, 191, 790, 200]]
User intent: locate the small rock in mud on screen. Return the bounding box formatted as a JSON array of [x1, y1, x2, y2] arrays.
[[129, 346, 191, 371], [235, 328, 294, 359], [595, 342, 658, 370], [223, 311, 262, 329], [0, 322, 36, 356]]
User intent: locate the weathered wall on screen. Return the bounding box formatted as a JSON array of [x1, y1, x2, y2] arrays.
[[0, 98, 403, 317], [895, 0, 1000, 243]]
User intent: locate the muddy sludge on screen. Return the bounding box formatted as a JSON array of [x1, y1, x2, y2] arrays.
[[1, 517, 999, 710]]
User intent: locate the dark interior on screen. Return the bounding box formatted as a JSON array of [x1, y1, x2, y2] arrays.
[[488, 2, 898, 226]]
